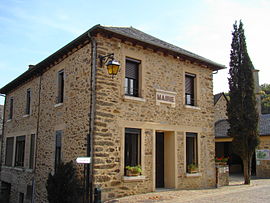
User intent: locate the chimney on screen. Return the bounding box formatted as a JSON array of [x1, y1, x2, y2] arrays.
[[28, 65, 35, 69], [253, 69, 261, 115]]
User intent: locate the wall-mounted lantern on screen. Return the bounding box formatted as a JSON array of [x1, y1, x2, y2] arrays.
[[99, 53, 120, 77]]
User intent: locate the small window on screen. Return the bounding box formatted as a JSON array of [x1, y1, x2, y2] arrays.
[[25, 89, 31, 115], [57, 70, 64, 103], [5, 137, 14, 166], [55, 130, 62, 170], [186, 133, 198, 172], [185, 73, 196, 106], [15, 136, 25, 167], [124, 128, 141, 175], [125, 58, 140, 97], [8, 97, 14, 120], [29, 134, 35, 169]]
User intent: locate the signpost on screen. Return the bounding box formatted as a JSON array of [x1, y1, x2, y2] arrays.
[[76, 157, 91, 203]]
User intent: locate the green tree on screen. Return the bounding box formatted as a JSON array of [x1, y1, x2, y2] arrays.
[[227, 21, 259, 184], [46, 161, 80, 203], [261, 83, 270, 114]]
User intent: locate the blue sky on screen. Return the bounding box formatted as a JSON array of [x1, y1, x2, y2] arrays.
[[1, 0, 270, 104]]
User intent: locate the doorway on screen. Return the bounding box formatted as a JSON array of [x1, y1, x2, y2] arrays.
[[156, 132, 164, 188]]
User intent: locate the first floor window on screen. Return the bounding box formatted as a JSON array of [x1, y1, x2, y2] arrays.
[[57, 70, 64, 103], [186, 133, 198, 172], [25, 89, 31, 115], [185, 73, 196, 106], [15, 136, 25, 167], [19, 192, 24, 203], [124, 128, 141, 174], [55, 130, 62, 170], [125, 58, 140, 97], [8, 97, 14, 120], [5, 137, 14, 166]]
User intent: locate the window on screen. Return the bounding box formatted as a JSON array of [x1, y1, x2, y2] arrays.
[[124, 128, 141, 174], [19, 192, 24, 203], [57, 70, 64, 103], [29, 134, 35, 169], [25, 89, 31, 115], [15, 136, 25, 167], [186, 133, 198, 172], [5, 137, 14, 166], [185, 73, 196, 106], [55, 130, 62, 169], [125, 58, 140, 97], [8, 97, 13, 120]]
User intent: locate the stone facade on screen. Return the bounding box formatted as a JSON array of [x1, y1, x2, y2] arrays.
[[0, 25, 224, 202], [214, 93, 227, 122], [256, 136, 270, 178]]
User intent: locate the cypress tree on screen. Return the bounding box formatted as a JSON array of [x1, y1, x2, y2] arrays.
[[227, 21, 259, 184]]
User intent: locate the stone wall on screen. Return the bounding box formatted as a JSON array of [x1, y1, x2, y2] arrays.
[[93, 35, 216, 200], [256, 136, 270, 178], [1, 76, 40, 203], [214, 95, 227, 122], [1, 34, 217, 202]]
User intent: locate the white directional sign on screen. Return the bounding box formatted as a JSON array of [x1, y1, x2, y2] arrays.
[[76, 157, 91, 164]]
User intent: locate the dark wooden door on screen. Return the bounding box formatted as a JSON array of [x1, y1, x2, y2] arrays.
[[156, 132, 164, 188]]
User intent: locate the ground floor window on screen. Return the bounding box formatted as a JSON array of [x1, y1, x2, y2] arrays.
[[55, 130, 62, 170], [15, 136, 25, 167], [124, 128, 141, 174], [5, 137, 14, 166], [19, 192, 24, 203], [186, 132, 198, 172]]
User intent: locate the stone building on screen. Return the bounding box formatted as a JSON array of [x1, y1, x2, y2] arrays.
[[0, 105, 3, 136], [0, 24, 225, 202], [215, 69, 270, 177]]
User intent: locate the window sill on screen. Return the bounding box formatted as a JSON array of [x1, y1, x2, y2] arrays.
[[122, 175, 145, 182], [23, 114, 30, 118], [54, 103, 63, 108], [186, 172, 202, 177], [2, 166, 29, 172], [184, 105, 201, 110], [123, 95, 146, 103]]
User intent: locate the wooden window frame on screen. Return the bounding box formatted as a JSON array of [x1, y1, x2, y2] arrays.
[[29, 134, 35, 169], [15, 136, 25, 167], [185, 73, 196, 106], [25, 89, 31, 115], [125, 58, 140, 97], [124, 128, 141, 175], [5, 137, 14, 166], [57, 70, 64, 104], [55, 130, 62, 170], [186, 132, 198, 172], [8, 97, 14, 120]]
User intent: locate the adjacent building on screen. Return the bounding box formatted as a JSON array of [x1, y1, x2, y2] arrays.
[[215, 69, 270, 177], [0, 24, 225, 202]]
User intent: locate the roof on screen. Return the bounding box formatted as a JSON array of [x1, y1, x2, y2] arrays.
[[215, 114, 270, 138], [214, 92, 228, 105], [0, 24, 226, 94]]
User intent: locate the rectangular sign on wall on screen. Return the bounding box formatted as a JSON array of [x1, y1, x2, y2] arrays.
[[256, 149, 270, 160]]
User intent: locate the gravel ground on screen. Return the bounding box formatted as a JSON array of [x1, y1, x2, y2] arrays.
[[105, 175, 270, 203]]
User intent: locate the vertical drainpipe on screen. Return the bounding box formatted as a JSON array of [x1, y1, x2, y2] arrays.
[[87, 31, 97, 203], [33, 73, 42, 203]]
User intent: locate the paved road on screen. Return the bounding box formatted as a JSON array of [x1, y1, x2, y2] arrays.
[[106, 177, 270, 203]]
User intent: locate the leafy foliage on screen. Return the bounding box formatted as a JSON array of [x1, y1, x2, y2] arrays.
[[46, 161, 80, 203], [227, 21, 259, 184], [261, 83, 270, 114]]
